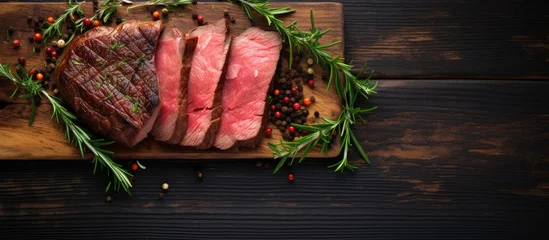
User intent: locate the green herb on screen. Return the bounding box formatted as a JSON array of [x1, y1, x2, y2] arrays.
[[127, 0, 193, 13], [231, 0, 379, 173], [212, 5, 215, 11], [73, 0, 121, 41], [125, 95, 132, 100], [5, 29, 10, 41], [177, 13, 185, 17], [132, 98, 140, 113], [137, 53, 146, 66], [104, 92, 114, 100], [108, 41, 126, 51], [144, 14, 150, 19], [71, 59, 83, 65], [0, 64, 41, 126], [0, 63, 133, 194], [136, 160, 147, 169], [96, 82, 102, 88], [42, 0, 83, 44]]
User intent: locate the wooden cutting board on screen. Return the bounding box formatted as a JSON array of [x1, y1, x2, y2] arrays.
[[0, 2, 343, 160]]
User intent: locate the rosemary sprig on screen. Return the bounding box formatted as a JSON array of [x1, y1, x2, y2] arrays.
[[127, 0, 192, 12], [42, 0, 83, 44], [72, 0, 121, 42], [231, 0, 379, 173], [0, 63, 133, 194]]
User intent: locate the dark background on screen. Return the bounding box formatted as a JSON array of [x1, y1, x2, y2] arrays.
[[1, 0, 549, 239]]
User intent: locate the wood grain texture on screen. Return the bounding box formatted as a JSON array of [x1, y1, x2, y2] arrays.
[[1, 80, 548, 239], [0, 2, 344, 159]]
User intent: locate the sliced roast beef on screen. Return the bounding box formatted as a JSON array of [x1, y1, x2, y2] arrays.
[[151, 28, 198, 144], [214, 28, 282, 150], [55, 20, 164, 147], [180, 19, 232, 149]]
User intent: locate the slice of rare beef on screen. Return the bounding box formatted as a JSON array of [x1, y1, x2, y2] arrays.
[[55, 20, 164, 147], [213, 27, 282, 150], [180, 19, 232, 149], [151, 28, 198, 144]]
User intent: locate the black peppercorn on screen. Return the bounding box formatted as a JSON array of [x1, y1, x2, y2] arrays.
[[192, 0, 198, 4], [27, 16, 33, 22], [38, 16, 44, 23], [285, 117, 291, 123], [62, 33, 69, 41], [224, 9, 229, 17], [33, 44, 41, 52], [230, 16, 236, 23], [67, 29, 74, 35], [192, 12, 198, 19], [281, 106, 288, 113], [275, 103, 282, 109], [295, 119, 302, 124], [116, 18, 123, 25], [28, 36, 34, 43], [279, 126, 286, 132], [275, 120, 281, 126], [310, 96, 316, 102], [158, 192, 165, 200], [281, 121, 287, 126]]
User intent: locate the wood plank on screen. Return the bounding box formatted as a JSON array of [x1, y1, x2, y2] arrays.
[[1, 79, 548, 239], [0, 2, 344, 159], [299, 0, 548, 79]]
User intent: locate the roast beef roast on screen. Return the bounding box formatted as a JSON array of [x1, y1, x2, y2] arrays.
[[55, 20, 164, 147], [151, 28, 198, 143], [180, 19, 232, 149], [214, 28, 282, 150]]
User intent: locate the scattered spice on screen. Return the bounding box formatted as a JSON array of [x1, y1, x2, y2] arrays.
[[158, 192, 165, 200], [47, 16, 54, 24], [93, 20, 100, 27], [106, 195, 112, 202], [307, 58, 313, 65], [130, 162, 138, 171], [162, 8, 169, 15], [265, 127, 273, 137], [196, 170, 203, 181], [36, 73, 44, 81], [162, 183, 169, 190], [288, 173, 295, 182], [197, 15, 204, 25], [308, 79, 314, 88], [192, 12, 198, 19], [83, 18, 91, 26], [314, 111, 319, 118], [34, 33, 42, 42], [12, 39, 20, 48], [18, 57, 26, 66], [57, 39, 66, 48], [230, 16, 236, 23], [152, 11, 160, 20], [307, 67, 314, 75]]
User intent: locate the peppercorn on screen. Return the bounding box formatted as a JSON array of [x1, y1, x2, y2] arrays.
[[310, 96, 316, 102], [285, 117, 291, 123], [93, 20, 100, 27], [38, 16, 44, 23], [308, 80, 315, 88], [162, 8, 169, 15], [47, 17, 55, 24], [53, 88, 59, 95], [197, 15, 204, 25], [66, 28, 74, 35], [12, 39, 21, 48], [230, 16, 236, 23], [293, 102, 301, 110], [130, 162, 139, 171], [28, 36, 34, 43], [192, 12, 198, 19], [18, 57, 26, 65], [57, 39, 66, 48], [281, 106, 288, 113], [275, 120, 281, 126], [265, 128, 272, 137], [196, 170, 203, 180], [273, 89, 280, 95], [158, 192, 165, 200], [48, 63, 55, 71], [288, 173, 295, 182], [51, 51, 57, 58], [290, 97, 296, 103], [283, 96, 290, 104], [288, 126, 296, 134], [152, 11, 161, 20], [36, 73, 44, 81], [270, 104, 276, 111], [224, 9, 229, 17], [27, 15, 33, 22], [106, 195, 112, 202], [255, 160, 264, 168], [281, 121, 287, 126], [291, 87, 297, 94], [275, 103, 282, 109], [279, 126, 286, 132], [285, 89, 291, 95], [116, 18, 123, 25], [162, 183, 169, 190], [83, 18, 91, 26], [46, 47, 53, 54], [62, 33, 69, 41], [314, 111, 320, 118], [307, 58, 314, 65], [275, 111, 281, 118], [192, 0, 197, 4]]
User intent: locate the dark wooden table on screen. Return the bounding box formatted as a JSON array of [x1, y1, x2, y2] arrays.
[[2, 0, 549, 239]]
